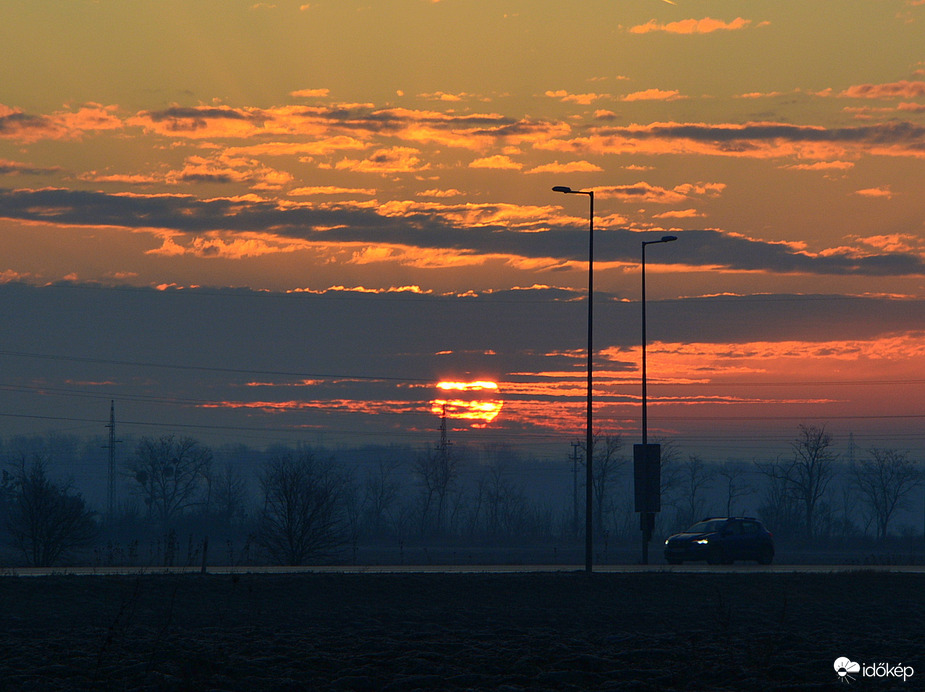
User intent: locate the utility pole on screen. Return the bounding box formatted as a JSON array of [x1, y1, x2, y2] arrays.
[[434, 404, 453, 534], [103, 400, 121, 519], [437, 403, 452, 461], [571, 441, 581, 537]]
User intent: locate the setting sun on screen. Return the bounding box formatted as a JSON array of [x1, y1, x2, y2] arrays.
[[432, 381, 503, 426]]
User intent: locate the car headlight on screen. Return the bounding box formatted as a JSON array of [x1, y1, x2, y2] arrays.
[[695, 538, 710, 545], [664, 539, 670, 545]]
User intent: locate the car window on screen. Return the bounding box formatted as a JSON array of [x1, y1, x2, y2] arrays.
[[741, 521, 759, 534], [687, 520, 724, 533]]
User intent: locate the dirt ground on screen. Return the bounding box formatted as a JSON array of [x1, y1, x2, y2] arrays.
[[0, 571, 921, 690]]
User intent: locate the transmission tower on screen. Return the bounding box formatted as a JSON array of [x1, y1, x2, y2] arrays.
[[437, 403, 452, 460], [570, 440, 581, 537], [103, 401, 121, 518]]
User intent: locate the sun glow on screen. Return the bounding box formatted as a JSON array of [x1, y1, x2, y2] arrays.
[[432, 380, 503, 426]]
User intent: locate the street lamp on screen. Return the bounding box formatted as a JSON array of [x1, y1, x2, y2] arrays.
[[552, 185, 594, 573], [637, 234, 677, 564], [641, 235, 677, 445]]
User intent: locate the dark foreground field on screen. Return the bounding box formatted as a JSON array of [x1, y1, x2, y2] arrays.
[[0, 571, 921, 690]]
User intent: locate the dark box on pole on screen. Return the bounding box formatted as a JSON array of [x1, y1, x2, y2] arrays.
[[634, 443, 661, 513]]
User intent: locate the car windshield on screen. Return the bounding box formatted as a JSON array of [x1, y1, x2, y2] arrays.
[[686, 520, 726, 534]]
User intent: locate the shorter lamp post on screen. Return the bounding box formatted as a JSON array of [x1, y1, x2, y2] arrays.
[[636, 235, 677, 564]]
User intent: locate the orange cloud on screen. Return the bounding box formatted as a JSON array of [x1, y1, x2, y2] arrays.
[[653, 208, 704, 219], [672, 182, 726, 197], [525, 160, 603, 174], [629, 17, 752, 34], [594, 334, 925, 403], [146, 230, 307, 259], [129, 106, 268, 139], [346, 245, 487, 269], [621, 89, 684, 102], [0, 269, 34, 283], [335, 147, 428, 174], [596, 181, 723, 204], [854, 186, 893, 199], [545, 90, 610, 105], [469, 155, 523, 169], [225, 137, 368, 158], [54, 104, 124, 134], [20, 102, 571, 158], [201, 398, 427, 418], [539, 120, 925, 160], [290, 88, 331, 98], [376, 199, 560, 230], [783, 161, 855, 171], [417, 188, 464, 198], [737, 91, 785, 99], [165, 154, 292, 190], [851, 234, 922, 253], [1, 103, 123, 142], [78, 172, 162, 185], [289, 186, 377, 196], [839, 80, 925, 99], [418, 91, 488, 102]]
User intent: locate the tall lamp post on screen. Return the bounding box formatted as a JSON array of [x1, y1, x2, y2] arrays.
[[552, 185, 594, 573], [641, 235, 677, 445], [637, 235, 677, 564]]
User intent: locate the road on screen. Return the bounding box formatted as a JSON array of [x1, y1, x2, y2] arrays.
[[4, 563, 925, 576]]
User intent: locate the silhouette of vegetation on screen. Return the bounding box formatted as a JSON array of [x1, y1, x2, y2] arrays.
[[716, 461, 754, 517], [210, 460, 249, 526], [361, 459, 401, 539], [590, 433, 627, 537], [1, 421, 922, 568], [255, 451, 348, 565], [3, 455, 98, 567], [852, 448, 922, 541], [676, 455, 715, 528], [413, 444, 458, 537], [756, 424, 836, 540], [128, 435, 214, 533]]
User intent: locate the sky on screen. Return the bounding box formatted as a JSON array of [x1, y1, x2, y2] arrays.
[[2, 0, 925, 463]]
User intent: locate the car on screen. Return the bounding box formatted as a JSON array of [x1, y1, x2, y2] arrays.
[[663, 517, 774, 565]]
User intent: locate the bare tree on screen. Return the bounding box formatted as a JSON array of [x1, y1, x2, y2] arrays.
[[646, 438, 683, 537], [757, 424, 836, 540], [480, 462, 529, 539], [852, 448, 921, 541], [4, 456, 98, 567], [413, 445, 458, 537], [716, 461, 754, 517], [590, 434, 627, 536], [676, 455, 715, 528], [256, 451, 347, 565], [362, 460, 401, 538], [212, 461, 249, 525], [128, 435, 213, 532], [756, 459, 801, 538]]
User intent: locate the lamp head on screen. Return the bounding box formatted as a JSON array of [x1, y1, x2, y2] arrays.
[[661, 235, 678, 243], [552, 186, 573, 194]]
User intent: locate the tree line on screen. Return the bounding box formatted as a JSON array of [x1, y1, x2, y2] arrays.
[[0, 425, 922, 567]]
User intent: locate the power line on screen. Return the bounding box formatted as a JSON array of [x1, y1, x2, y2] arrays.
[[0, 349, 430, 383]]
